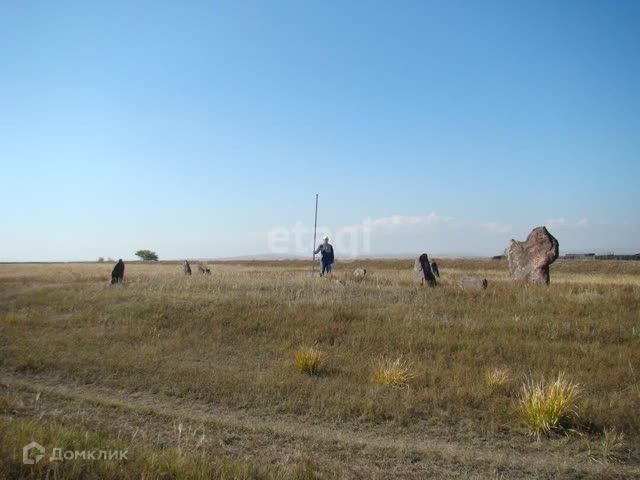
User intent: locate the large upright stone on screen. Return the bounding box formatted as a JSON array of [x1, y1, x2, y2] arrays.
[[506, 226, 559, 284], [414, 253, 437, 286], [183, 260, 192, 276]]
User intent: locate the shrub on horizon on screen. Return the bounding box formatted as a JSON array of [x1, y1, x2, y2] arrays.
[[135, 250, 159, 261]]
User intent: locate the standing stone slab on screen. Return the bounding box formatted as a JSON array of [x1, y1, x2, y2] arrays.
[[414, 253, 437, 286], [110, 259, 125, 285], [183, 260, 192, 276], [506, 226, 559, 284], [430, 262, 440, 278]]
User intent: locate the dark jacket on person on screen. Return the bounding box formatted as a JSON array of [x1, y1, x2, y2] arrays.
[[314, 243, 334, 264]]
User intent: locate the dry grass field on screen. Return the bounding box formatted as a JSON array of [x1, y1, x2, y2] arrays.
[[1, 259, 639, 479]]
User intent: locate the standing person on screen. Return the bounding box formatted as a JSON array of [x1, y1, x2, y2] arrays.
[[314, 235, 334, 277], [183, 260, 192, 276], [111, 259, 125, 284]]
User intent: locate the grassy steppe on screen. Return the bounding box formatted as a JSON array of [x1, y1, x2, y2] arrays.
[[1, 259, 639, 479]]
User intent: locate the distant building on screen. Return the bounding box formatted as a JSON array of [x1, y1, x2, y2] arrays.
[[594, 253, 640, 261], [563, 252, 639, 261], [564, 253, 595, 260], [596, 253, 640, 260]]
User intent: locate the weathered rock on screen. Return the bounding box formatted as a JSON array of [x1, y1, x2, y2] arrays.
[[414, 253, 437, 286], [430, 262, 440, 277], [110, 259, 125, 285], [457, 276, 488, 290], [506, 226, 559, 284], [353, 268, 367, 278]]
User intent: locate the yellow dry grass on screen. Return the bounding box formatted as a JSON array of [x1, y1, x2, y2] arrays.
[[1, 258, 639, 477], [372, 356, 415, 388], [518, 373, 580, 438], [294, 346, 322, 375], [484, 367, 511, 390]]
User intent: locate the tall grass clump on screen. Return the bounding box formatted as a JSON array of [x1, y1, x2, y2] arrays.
[[293, 347, 322, 375], [485, 367, 511, 390], [517, 373, 580, 438], [598, 428, 626, 461], [585, 427, 626, 462], [372, 356, 415, 388]]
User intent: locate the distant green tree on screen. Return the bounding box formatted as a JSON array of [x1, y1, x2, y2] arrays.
[[97, 257, 104, 263], [135, 250, 159, 261]]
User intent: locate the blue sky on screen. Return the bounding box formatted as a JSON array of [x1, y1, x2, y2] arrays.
[[1, 0, 639, 261]]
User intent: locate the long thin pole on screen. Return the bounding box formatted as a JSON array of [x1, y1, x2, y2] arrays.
[[312, 193, 318, 274]]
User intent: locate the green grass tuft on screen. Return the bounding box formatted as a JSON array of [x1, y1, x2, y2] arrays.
[[517, 372, 579, 438], [372, 356, 415, 388], [294, 347, 322, 375], [485, 367, 511, 390]]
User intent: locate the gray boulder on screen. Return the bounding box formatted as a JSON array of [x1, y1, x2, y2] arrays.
[[353, 268, 367, 278], [506, 226, 559, 284], [457, 276, 488, 290], [414, 253, 437, 286]]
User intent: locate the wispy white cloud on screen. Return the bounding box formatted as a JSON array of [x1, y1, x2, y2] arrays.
[[545, 218, 590, 228], [257, 212, 616, 259], [545, 217, 567, 227], [362, 212, 456, 229], [483, 222, 513, 234]]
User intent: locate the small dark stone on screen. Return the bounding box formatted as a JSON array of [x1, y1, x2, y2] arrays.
[[110, 259, 125, 284]]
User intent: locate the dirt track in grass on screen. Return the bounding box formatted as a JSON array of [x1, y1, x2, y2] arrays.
[[2, 370, 638, 479]]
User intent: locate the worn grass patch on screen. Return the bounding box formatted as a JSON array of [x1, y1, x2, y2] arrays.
[[0, 416, 328, 480]]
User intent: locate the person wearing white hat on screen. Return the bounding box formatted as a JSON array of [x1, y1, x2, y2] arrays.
[[314, 235, 335, 276]]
